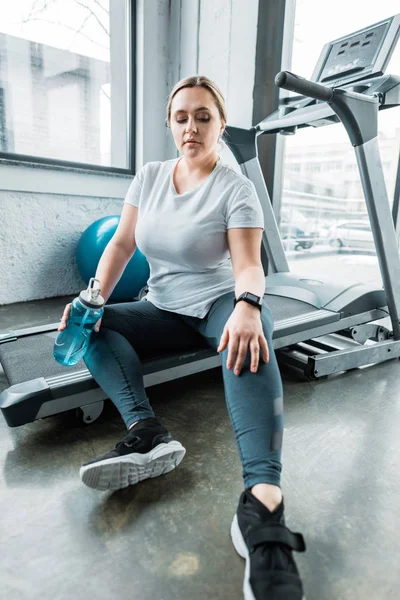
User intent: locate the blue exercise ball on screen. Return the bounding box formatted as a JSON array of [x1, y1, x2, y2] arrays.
[[76, 215, 150, 301]]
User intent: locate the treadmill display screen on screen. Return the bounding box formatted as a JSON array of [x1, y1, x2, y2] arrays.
[[312, 14, 400, 87], [318, 22, 388, 83]]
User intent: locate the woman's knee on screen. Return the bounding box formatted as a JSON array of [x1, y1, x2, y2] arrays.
[[101, 305, 114, 327], [99, 305, 129, 336]]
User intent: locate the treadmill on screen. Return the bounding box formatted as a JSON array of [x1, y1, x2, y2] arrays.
[[1, 14, 400, 428]]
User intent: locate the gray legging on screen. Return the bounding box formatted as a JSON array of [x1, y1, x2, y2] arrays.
[[83, 290, 284, 490]]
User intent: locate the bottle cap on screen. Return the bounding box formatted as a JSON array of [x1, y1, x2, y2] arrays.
[[79, 278, 105, 309]]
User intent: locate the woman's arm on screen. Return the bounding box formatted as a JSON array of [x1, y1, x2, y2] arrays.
[[94, 242, 135, 303], [227, 227, 265, 303], [95, 204, 138, 302]]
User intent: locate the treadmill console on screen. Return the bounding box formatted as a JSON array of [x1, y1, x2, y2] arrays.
[[312, 14, 400, 87], [259, 14, 400, 132]]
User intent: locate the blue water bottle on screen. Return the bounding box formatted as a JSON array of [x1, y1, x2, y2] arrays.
[[54, 278, 105, 367]]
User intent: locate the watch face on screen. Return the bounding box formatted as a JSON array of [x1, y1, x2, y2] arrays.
[[245, 292, 261, 304], [246, 292, 258, 302]]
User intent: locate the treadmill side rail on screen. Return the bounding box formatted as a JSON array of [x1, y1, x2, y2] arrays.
[[274, 308, 387, 349], [36, 353, 221, 421], [0, 323, 59, 342], [0, 349, 222, 427], [306, 339, 400, 378], [0, 377, 52, 427]]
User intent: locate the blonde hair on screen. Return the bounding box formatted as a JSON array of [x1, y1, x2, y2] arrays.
[[166, 75, 227, 127]]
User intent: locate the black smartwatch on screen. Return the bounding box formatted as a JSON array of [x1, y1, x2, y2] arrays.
[[234, 292, 263, 312]]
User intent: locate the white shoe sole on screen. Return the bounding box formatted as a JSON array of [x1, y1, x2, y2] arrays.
[[230, 514, 306, 600], [79, 440, 186, 491], [231, 514, 256, 600]]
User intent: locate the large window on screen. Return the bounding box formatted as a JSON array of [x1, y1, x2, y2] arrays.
[[0, 0, 133, 172], [279, 1, 400, 287]]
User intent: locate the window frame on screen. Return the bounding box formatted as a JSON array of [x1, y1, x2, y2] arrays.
[[0, 0, 136, 177]]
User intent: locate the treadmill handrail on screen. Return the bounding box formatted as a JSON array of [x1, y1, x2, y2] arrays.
[[275, 71, 334, 102], [256, 102, 335, 134], [257, 73, 400, 135]]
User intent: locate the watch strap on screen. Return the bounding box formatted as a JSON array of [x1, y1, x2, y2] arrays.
[[234, 292, 263, 311]]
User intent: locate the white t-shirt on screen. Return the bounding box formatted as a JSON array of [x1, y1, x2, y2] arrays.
[[124, 157, 264, 318]]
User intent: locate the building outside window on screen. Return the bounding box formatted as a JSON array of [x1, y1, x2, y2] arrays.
[[0, 0, 132, 172], [279, 0, 400, 287]]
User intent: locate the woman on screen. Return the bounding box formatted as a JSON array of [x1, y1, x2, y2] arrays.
[[59, 76, 306, 599]]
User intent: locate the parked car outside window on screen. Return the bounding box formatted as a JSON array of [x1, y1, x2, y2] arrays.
[[279, 208, 319, 250], [329, 221, 374, 250], [280, 223, 319, 250]]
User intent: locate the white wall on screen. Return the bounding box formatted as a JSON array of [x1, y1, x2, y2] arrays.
[[0, 191, 122, 305], [0, 0, 259, 306], [166, 0, 259, 167]]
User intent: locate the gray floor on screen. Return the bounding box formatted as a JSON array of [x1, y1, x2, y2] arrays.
[[1, 296, 400, 600]]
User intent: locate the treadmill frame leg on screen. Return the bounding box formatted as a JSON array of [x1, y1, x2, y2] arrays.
[[78, 401, 104, 424]]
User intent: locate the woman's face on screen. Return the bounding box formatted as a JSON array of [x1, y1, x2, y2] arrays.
[[170, 86, 225, 162]]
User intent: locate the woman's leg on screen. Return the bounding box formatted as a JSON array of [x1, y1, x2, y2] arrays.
[[80, 299, 210, 491], [181, 291, 284, 493], [187, 294, 307, 600], [84, 299, 209, 430]]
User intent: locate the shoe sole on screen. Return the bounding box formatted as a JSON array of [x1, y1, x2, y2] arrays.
[[230, 514, 306, 600], [79, 440, 186, 491]]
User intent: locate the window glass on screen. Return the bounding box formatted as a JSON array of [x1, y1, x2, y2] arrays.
[[280, 1, 400, 286], [0, 0, 130, 170]]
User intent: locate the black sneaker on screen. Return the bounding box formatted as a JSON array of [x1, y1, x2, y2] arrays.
[[231, 489, 306, 600], [79, 417, 186, 491]]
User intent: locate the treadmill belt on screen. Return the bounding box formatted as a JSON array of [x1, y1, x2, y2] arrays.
[[0, 295, 321, 388], [0, 332, 84, 385], [265, 294, 318, 320]]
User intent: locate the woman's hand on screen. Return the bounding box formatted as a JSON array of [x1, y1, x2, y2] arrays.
[[58, 303, 72, 331], [217, 303, 269, 375], [58, 303, 102, 332]]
